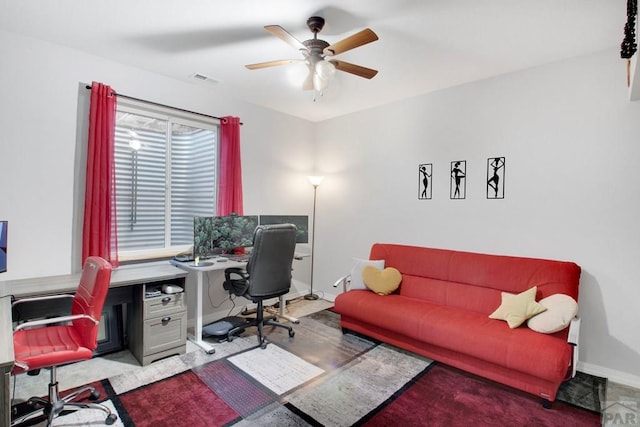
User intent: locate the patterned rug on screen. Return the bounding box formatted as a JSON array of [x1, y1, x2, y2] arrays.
[[16, 310, 604, 426]]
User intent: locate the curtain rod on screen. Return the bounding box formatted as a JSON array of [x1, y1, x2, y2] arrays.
[[84, 84, 242, 125]]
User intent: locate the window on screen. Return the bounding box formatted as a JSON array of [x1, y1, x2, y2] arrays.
[[114, 101, 218, 259]]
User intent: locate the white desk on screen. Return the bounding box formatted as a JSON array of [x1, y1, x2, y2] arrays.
[[171, 258, 246, 354], [170, 257, 302, 354], [0, 262, 187, 297]]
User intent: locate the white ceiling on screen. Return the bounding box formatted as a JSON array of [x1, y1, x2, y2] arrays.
[[0, 1, 627, 122]]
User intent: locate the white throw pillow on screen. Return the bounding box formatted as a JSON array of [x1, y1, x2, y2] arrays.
[[350, 258, 385, 290], [527, 294, 578, 334]]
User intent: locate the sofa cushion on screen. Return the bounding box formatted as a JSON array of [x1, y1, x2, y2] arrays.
[[350, 258, 385, 290], [369, 243, 581, 300], [400, 275, 503, 315], [527, 294, 578, 334], [489, 286, 547, 328], [334, 291, 571, 381], [362, 266, 402, 295]]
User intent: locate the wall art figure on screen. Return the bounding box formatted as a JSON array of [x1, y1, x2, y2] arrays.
[[487, 157, 505, 199], [450, 160, 466, 199], [418, 163, 432, 200]]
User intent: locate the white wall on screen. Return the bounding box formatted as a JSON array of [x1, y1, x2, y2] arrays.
[[313, 49, 640, 387]]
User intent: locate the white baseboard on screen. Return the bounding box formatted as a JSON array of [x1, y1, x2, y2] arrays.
[[323, 291, 338, 303], [578, 361, 640, 389]]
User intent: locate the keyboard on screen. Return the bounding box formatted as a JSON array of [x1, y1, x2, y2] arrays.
[[173, 254, 194, 262]]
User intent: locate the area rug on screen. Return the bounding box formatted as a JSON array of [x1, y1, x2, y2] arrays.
[[16, 310, 604, 426], [355, 364, 601, 426]]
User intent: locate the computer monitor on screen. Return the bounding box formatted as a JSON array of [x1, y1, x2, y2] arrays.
[[193, 215, 258, 258], [0, 221, 7, 273], [259, 215, 309, 243]]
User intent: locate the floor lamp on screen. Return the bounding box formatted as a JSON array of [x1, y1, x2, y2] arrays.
[[305, 175, 324, 300]]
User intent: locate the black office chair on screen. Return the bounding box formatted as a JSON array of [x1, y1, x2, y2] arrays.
[[223, 224, 297, 348]]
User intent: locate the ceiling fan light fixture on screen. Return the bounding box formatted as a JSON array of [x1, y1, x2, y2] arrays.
[[288, 61, 310, 87], [313, 60, 336, 92], [315, 60, 336, 80], [313, 73, 329, 92]]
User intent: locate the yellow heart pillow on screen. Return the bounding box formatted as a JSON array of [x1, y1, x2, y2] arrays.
[[362, 266, 402, 295]]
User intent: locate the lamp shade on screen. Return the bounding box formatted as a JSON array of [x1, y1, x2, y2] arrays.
[[308, 175, 324, 187]]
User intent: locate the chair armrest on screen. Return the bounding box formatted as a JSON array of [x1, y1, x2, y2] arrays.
[[14, 314, 98, 332], [223, 267, 249, 296], [224, 267, 249, 280], [12, 293, 74, 308], [332, 275, 351, 293], [567, 316, 580, 378]]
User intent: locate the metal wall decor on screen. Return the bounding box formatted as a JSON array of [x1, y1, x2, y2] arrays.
[[450, 160, 466, 199], [621, 0, 638, 86], [418, 163, 433, 200], [486, 157, 505, 199], [416, 158, 506, 200]]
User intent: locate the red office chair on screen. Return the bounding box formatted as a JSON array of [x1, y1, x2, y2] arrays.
[[11, 256, 117, 426]]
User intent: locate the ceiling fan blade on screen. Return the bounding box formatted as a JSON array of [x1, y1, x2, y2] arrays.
[[264, 25, 308, 52], [329, 60, 378, 79], [245, 59, 297, 70], [323, 28, 378, 56]]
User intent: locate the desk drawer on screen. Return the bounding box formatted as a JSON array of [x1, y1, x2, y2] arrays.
[[144, 293, 184, 318], [143, 312, 186, 356]]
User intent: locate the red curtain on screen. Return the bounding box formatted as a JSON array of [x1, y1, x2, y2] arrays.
[[217, 116, 244, 216], [82, 82, 119, 267]]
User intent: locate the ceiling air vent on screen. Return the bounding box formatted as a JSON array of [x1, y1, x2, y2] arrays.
[[190, 73, 219, 84]]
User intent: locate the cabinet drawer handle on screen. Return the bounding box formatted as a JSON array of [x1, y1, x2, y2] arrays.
[[161, 316, 171, 324], [161, 297, 171, 304]]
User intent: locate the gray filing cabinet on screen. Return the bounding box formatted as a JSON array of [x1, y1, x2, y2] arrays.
[[129, 280, 187, 366]]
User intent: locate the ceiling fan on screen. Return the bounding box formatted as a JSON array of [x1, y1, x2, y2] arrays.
[[246, 16, 379, 94]]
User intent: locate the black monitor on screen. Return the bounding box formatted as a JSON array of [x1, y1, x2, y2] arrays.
[[193, 215, 258, 258], [0, 221, 6, 273], [259, 215, 309, 243]]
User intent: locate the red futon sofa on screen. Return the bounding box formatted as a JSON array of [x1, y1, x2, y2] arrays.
[[333, 243, 581, 405]]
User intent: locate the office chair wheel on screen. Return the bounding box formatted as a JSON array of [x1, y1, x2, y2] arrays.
[[26, 398, 46, 409], [105, 413, 118, 425], [89, 390, 101, 400], [289, 330, 295, 338]]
